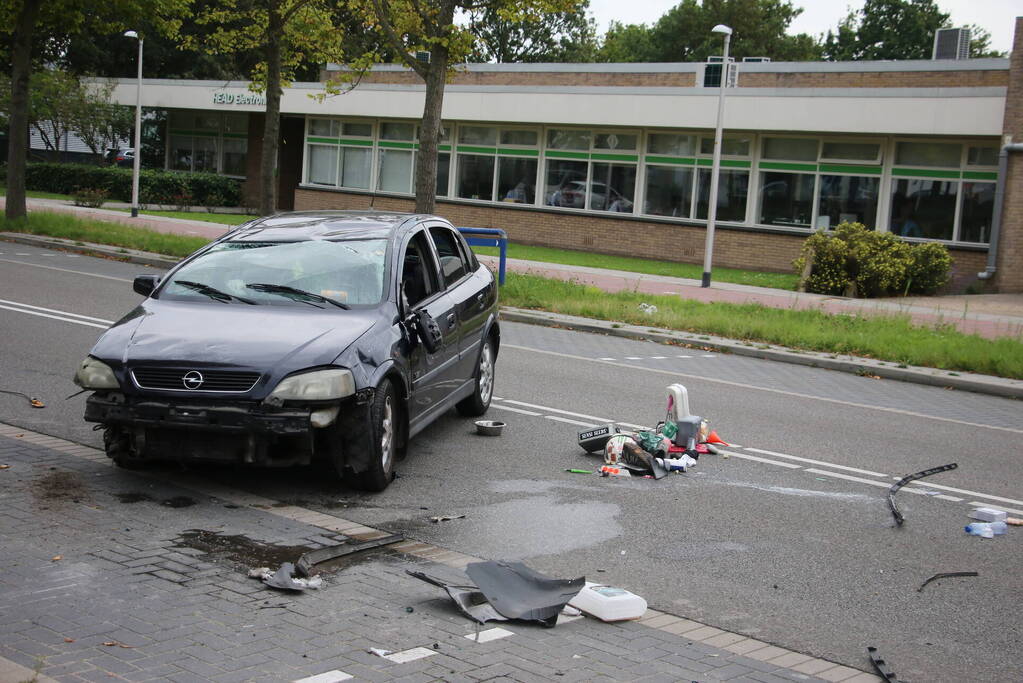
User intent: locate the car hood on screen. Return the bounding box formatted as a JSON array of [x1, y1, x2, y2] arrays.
[[91, 299, 380, 389]]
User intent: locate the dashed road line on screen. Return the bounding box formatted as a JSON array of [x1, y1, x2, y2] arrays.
[[746, 447, 889, 478]]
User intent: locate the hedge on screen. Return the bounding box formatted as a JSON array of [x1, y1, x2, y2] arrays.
[[20, 163, 242, 207]]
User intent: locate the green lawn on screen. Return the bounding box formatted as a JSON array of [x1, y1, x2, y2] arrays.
[[111, 208, 253, 226], [0, 186, 74, 201]]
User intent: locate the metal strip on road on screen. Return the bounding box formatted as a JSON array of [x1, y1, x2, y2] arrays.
[[0, 303, 110, 329], [504, 343, 1023, 436]]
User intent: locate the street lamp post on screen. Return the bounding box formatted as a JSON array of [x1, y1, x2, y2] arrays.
[[701, 24, 732, 288], [124, 30, 143, 218]]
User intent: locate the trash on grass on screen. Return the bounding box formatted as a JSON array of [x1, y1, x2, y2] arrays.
[[294, 534, 403, 577], [465, 561, 585, 628], [918, 572, 979, 592], [567, 582, 647, 622], [887, 463, 957, 526], [638, 303, 657, 315]]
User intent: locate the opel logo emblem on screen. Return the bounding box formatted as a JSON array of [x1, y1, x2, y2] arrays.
[[182, 371, 204, 390]]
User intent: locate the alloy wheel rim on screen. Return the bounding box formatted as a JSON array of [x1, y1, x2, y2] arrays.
[[479, 343, 494, 404], [381, 394, 394, 469]]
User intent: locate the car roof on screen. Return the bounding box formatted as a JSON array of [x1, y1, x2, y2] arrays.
[[224, 210, 429, 242]]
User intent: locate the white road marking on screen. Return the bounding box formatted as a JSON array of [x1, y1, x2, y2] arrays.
[[625, 356, 642, 360], [0, 304, 109, 329], [381, 647, 435, 663], [803, 468, 893, 489], [677, 355, 692, 358], [0, 257, 134, 282], [465, 627, 514, 643], [895, 480, 1023, 508], [500, 399, 612, 424], [722, 450, 801, 469], [0, 298, 115, 323], [545, 415, 598, 427], [504, 344, 1023, 436], [746, 448, 889, 478], [489, 403, 542, 416], [651, 356, 667, 359], [967, 501, 1023, 516]]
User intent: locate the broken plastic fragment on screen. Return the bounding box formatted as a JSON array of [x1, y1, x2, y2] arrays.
[[465, 561, 585, 628], [259, 562, 322, 591]]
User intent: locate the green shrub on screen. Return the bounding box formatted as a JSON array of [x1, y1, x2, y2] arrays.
[[794, 221, 951, 298], [22, 163, 241, 207], [71, 187, 109, 208]]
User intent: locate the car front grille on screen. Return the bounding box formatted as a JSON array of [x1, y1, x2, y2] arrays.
[[131, 368, 260, 393]]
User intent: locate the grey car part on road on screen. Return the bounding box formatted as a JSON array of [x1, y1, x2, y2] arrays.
[[294, 534, 404, 577], [867, 646, 899, 682], [465, 561, 585, 628], [406, 570, 509, 625], [887, 462, 958, 526]]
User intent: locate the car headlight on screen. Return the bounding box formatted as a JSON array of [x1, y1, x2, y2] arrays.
[[269, 368, 355, 401], [74, 356, 119, 389]]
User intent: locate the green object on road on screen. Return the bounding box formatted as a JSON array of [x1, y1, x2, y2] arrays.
[[565, 469, 593, 474]]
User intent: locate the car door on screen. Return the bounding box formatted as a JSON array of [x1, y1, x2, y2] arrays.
[[426, 223, 490, 385], [401, 228, 460, 423]]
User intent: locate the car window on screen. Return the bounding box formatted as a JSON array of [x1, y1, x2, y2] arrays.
[[428, 226, 470, 288], [162, 239, 389, 306], [401, 231, 439, 307]]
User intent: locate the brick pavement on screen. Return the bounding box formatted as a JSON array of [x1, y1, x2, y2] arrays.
[[0, 423, 879, 683]]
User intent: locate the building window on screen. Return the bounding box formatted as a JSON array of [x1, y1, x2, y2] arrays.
[[697, 169, 749, 222], [889, 179, 957, 239], [457, 154, 496, 200], [644, 165, 693, 218], [307, 144, 339, 186], [959, 182, 995, 243], [817, 174, 879, 230], [758, 171, 815, 227], [455, 125, 538, 203], [543, 128, 638, 213], [303, 117, 373, 189], [167, 111, 248, 176]]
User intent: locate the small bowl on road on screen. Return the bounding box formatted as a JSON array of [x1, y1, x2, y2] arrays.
[[475, 420, 505, 436]]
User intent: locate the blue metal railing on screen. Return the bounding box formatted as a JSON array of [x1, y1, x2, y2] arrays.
[[458, 227, 508, 285]]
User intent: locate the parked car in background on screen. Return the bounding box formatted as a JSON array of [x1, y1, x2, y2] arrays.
[[106, 147, 135, 167], [74, 211, 500, 491]]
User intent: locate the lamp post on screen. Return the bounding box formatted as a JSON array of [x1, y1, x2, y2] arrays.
[[124, 30, 143, 218], [701, 24, 732, 288]]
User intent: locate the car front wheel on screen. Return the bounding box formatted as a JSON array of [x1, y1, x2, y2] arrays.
[[349, 379, 397, 492], [456, 336, 495, 417]]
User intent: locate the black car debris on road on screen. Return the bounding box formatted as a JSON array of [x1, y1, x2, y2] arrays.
[[74, 211, 500, 491]]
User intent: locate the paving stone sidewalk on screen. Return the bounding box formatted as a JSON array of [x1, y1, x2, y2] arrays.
[[0, 425, 878, 683]]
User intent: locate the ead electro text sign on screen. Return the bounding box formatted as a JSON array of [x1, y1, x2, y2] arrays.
[[212, 92, 266, 107]]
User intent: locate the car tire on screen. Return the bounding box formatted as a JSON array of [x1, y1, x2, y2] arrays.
[[349, 379, 397, 492], [456, 336, 495, 417], [104, 426, 144, 469]]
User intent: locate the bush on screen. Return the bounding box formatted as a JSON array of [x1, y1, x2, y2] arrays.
[[22, 162, 241, 207], [71, 187, 109, 208], [794, 221, 951, 298]]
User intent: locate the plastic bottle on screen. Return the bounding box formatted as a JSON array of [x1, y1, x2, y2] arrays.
[[964, 521, 1007, 538]]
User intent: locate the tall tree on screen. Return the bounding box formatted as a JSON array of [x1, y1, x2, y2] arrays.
[[820, 0, 1004, 61], [28, 70, 84, 162], [597, 0, 821, 63], [468, 0, 597, 63], [0, 0, 187, 220], [186, 0, 350, 215], [351, 0, 577, 214]]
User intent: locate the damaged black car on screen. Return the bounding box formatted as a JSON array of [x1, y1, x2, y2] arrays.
[[74, 211, 499, 491]]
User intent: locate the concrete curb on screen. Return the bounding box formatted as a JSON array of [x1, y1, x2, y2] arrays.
[[500, 307, 1023, 400], [5, 231, 1020, 400]]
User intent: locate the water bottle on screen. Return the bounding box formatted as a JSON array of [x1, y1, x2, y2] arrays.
[[965, 522, 1007, 538]]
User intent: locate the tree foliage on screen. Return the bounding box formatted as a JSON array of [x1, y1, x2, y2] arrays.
[[821, 0, 1006, 61], [597, 0, 821, 63], [468, 0, 597, 63]]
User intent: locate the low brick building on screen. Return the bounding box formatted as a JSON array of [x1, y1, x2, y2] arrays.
[[109, 17, 1023, 292]]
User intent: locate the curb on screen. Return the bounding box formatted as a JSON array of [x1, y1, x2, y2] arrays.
[[5, 231, 1019, 400], [500, 307, 1023, 400]]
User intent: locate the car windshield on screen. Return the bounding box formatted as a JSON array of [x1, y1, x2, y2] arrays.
[[161, 239, 389, 307]]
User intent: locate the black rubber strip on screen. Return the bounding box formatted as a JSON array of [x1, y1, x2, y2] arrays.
[[918, 571, 979, 592], [294, 533, 403, 577], [868, 646, 899, 682], [888, 463, 957, 526]]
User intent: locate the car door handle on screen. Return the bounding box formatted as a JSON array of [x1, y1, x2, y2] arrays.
[[446, 313, 456, 328], [476, 293, 486, 308]]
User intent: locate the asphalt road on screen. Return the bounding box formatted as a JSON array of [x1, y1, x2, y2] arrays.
[[2, 242, 1022, 682]]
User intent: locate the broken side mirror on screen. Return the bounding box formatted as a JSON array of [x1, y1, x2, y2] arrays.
[[415, 309, 442, 355], [133, 274, 158, 297]]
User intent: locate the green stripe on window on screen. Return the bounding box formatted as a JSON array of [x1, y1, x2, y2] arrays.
[[645, 156, 696, 166], [591, 153, 638, 162], [696, 158, 752, 169], [759, 161, 817, 172], [546, 150, 589, 160], [339, 138, 373, 147], [439, 144, 451, 152], [892, 167, 960, 179], [307, 136, 339, 144], [457, 145, 498, 155], [223, 132, 248, 139], [170, 129, 219, 137], [819, 164, 882, 175], [962, 171, 997, 181], [379, 141, 415, 150], [497, 148, 539, 157]]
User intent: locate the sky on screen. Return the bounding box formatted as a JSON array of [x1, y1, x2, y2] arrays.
[[586, 0, 1021, 54]]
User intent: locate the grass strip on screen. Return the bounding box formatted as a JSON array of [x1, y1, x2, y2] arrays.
[[473, 243, 799, 291], [1, 211, 210, 259], [110, 208, 253, 226], [500, 273, 1023, 380]]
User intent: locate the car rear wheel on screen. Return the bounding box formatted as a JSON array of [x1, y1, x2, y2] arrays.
[[349, 379, 397, 492], [456, 336, 495, 417]]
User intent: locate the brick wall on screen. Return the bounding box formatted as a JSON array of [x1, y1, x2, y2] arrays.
[[294, 187, 985, 288], [994, 18, 1023, 293], [738, 70, 1007, 88]]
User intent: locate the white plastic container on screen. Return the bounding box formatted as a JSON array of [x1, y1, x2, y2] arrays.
[[568, 582, 647, 622], [970, 507, 1008, 523]]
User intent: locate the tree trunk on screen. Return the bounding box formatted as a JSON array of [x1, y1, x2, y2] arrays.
[[6, 0, 40, 220], [259, 6, 283, 216], [414, 48, 449, 215]]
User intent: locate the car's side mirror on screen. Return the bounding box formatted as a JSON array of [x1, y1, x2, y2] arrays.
[[415, 309, 442, 355], [133, 275, 158, 297]]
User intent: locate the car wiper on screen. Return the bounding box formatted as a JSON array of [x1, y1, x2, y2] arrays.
[[173, 280, 257, 304], [245, 283, 350, 309]]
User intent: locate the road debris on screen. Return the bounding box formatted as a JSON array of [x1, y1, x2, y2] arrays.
[[407, 570, 508, 624], [638, 303, 658, 315], [51, 555, 62, 562], [567, 582, 647, 622], [368, 647, 392, 657], [969, 508, 1007, 523], [430, 515, 465, 523], [565, 469, 593, 474], [1007, 517, 1023, 526], [294, 534, 403, 577], [887, 463, 957, 526], [867, 646, 899, 682], [965, 521, 1007, 538], [918, 572, 979, 592], [0, 464, 10, 470], [102, 641, 135, 648], [474, 420, 505, 436], [0, 388, 45, 408], [465, 561, 584, 628], [249, 563, 323, 591]]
